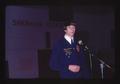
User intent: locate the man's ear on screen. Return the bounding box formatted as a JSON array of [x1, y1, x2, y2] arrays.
[[64, 30, 67, 33]]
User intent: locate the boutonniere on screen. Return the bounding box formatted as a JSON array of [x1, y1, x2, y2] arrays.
[[64, 48, 72, 56]]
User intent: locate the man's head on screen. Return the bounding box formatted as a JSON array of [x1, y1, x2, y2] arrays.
[[64, 21, 76, 37]]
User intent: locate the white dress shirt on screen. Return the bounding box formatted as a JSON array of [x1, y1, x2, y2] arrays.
[[64, 34, 74, 45]]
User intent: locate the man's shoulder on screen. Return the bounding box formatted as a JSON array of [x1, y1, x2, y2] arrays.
[[54, 37, 64, 44]]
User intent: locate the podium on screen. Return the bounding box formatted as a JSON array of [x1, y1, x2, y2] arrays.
[[37, 49, 59, 78]]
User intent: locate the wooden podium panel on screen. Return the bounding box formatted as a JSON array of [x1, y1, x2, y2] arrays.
[[37, 49, 59, 78]]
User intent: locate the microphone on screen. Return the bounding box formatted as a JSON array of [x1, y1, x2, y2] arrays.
[[78, 40, 89, 50], [78, 40, 94, 57], [78, 40, 83, 45]]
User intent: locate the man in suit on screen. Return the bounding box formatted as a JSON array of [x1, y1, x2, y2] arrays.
[[49, 21, 91, 79]]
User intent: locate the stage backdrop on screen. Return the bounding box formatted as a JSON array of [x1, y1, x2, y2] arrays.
[[5, 5, 115, 78]]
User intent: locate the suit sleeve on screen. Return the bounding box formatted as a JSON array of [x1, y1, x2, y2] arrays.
[[49, 41, 61, 71]]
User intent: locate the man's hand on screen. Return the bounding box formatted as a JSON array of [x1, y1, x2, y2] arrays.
[[68, 65, 80, 72]]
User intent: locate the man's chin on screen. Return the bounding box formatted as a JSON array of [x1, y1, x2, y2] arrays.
[[70, 34, 74, 36]]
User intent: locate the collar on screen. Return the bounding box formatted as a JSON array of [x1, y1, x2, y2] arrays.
[[64, 34, 74, 44]]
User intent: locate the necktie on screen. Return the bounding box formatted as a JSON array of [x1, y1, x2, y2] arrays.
[[71, 39, 74, 45]]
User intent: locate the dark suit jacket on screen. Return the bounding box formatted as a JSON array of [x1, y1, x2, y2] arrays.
[[49, 36, 91, 79]]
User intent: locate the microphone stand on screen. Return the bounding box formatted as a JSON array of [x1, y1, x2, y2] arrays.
[[83, 46, 112, 79], [83, 46, 93, 77], [97, 57, 112, 79]]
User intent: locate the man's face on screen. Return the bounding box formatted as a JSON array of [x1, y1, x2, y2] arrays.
[[64, 25, 76, 37]]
